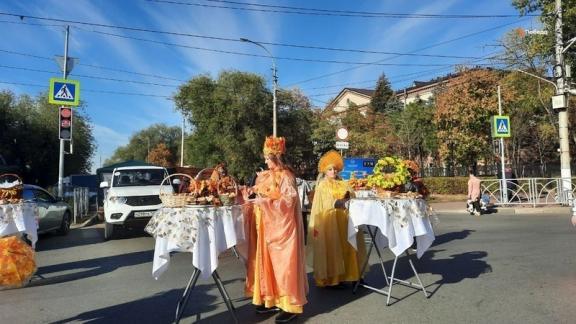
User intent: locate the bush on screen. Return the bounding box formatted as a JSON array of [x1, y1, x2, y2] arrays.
[[423, 177, 469, 195]]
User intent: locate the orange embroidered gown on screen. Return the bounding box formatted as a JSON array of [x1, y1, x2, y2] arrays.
[[243, 169, 308, 313]]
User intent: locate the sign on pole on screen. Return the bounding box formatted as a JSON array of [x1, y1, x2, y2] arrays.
[[336, 127, 349, 140], [335, 141, 349, 150], [491, 115, 511, 138], [49, 78, 80, 106]]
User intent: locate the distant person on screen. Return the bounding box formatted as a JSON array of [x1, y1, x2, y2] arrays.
[[467, 168, 481, 216]]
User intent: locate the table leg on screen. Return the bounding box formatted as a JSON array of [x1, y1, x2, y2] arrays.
[[367, 226, 390, 286], [212, 271, 239, 323], [175, 268, 201, 324], [405, 249, 429, 298], [386, 256, 398, 306], [353, 227, 374, 294]]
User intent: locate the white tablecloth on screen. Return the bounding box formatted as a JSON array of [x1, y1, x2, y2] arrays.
[[347, 198, 435, 258], [0, 203, 39, 248], [146, 205, 246, 280]]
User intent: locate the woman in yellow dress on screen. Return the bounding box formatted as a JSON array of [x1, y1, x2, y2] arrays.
[[308, 150, 366, 287], [242, 136, 308, 323]]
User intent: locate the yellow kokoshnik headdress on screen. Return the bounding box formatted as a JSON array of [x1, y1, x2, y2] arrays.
[[263, 136, 286, 156], [318, 150, 344, 173]]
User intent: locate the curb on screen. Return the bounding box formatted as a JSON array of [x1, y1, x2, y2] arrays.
[[432, 206, 571, 215], [70, 214, 100, 229]]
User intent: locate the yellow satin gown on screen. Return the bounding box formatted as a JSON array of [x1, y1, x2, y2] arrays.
[[308, 178, 366, 287]]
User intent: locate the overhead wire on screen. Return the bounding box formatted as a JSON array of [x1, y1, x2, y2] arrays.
[[146, 0, 541, 19], [285, 18, 529, 87], [83, 28, 486, 66], [0, 12, 522, 58], [0, 81, 172, 98], [0, 48, 186, 82], [0, 64, 180, 88]]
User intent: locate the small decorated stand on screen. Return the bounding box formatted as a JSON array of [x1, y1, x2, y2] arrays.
[[0, 174, 39, 290]]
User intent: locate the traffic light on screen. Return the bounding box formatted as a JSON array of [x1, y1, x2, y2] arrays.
[[59, 106, 72, 141]]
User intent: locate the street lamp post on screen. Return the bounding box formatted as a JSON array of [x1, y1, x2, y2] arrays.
[[240, 38, 278, 137]]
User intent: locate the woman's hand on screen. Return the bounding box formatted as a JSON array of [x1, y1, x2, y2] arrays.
[[240, 186, 253, 201]]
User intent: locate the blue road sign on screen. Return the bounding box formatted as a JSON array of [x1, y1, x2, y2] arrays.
[[49, 78, 80, 106], [491, 115, 511, 138]]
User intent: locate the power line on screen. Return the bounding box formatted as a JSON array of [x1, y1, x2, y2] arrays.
[[0, 64, 180, 88], [85, 29, 486, 66], [146, 0, 540, 19], [0, 48, 186, 82], [0, 13, 515, 58], [0, 80, 172, 98], [285, 19, 528, 87]]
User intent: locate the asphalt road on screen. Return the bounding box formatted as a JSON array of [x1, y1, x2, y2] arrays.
[[1, 210, 576, 324]]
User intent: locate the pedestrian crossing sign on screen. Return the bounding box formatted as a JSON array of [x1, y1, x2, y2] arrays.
[[491, 115, 511, 138], [49, 78, 80, 106]]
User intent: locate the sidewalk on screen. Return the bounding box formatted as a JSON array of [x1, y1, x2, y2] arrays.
[[429, 200, 571, 215]]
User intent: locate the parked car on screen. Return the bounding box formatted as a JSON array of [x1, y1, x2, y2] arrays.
[[22, 184, 72, 235], [100, 166, 172, 240]]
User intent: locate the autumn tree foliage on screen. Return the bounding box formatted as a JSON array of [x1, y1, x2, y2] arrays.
[[147, 143, 173, 167], [434, 69, 512, 169]]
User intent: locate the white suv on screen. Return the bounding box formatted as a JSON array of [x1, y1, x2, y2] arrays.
[[99, 166, 172, 239]]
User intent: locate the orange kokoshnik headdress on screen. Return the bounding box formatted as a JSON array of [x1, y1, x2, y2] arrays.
[[318, 150, 344, 173], [263, 136, 286, 156]]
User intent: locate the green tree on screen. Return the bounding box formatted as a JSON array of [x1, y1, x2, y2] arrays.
[[0, 90, 95, 186], [513, 0, 576, 65], [371, 73, 401, 115], [501, 71, 558, 169], [389, 99, 437, 166], [434, 69, 511, 169], [340, 104, 390, 157], [106, 124, 181, 166], [175, 71, 279, 181], [277, 88, 316, 177]]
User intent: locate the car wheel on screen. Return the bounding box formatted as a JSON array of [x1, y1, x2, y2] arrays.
[[58, 212, 71, 235], [104, 222, 115, 240]]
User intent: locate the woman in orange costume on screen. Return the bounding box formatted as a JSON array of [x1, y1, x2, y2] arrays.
[[308, 150, 366, 287], [243, 136, 308, 323]]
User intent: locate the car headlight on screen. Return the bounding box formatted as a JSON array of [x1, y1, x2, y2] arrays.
[[109, 196, 127, 204]]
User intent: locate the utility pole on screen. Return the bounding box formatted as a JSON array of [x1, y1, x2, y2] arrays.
[[57, 25, 69, 198], [498, 86, 508, 203], [553, 0, 574, 212], [180, 115, 185, 167]]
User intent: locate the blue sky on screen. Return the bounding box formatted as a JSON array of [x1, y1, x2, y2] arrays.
[[0, 0, 539, 172]]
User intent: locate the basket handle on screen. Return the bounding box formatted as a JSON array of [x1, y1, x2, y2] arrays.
[[0, 173, 23, 184], [217, 176, 238, 195], [159, 173, 194, 195]]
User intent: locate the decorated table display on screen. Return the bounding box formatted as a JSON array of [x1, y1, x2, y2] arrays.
[[347, 157, 429, 199], [146, 172, 245, 323], [0, 174, 38, 290], [345, 157, 434, 305]]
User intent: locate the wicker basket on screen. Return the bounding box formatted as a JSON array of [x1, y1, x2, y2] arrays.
[[0, 174, 23, 203], [159, 173, 193, 208], [194, 168, 215, 181], [217, 176, 238, 206]]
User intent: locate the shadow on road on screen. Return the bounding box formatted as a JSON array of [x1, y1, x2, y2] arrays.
[[36, 226, 150, 252], [28, 250, 153, 287], [53, 278, 242, 324], [432, 229, 475, 247], [35, 228, 104, 252], [198, 272, 372, 323]]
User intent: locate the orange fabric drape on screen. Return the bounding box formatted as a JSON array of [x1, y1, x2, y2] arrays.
[[243, 169, 308, 312]]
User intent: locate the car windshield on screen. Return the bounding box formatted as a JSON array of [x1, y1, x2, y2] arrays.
[[112, 169, 165, 187]]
